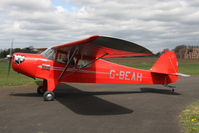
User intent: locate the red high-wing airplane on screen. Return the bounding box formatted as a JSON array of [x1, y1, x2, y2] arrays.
[[10, 35, 188, 101]]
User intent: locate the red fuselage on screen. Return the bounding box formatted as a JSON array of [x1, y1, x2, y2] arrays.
[[11, 36, 180, 101], [12, 52, 178, 92]]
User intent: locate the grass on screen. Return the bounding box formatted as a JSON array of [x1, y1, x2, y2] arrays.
[[119, 62, 153, 70], [178, 62, 199, 76], [180, 101, 199, 133], [0, 61, 42, 87]]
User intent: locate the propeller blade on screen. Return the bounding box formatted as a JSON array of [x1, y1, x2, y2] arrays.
[[8, 39, 14, 76], [8, 57, 12, 75]]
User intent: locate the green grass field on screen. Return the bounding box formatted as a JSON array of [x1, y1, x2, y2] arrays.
[[178, 62, 199, 76], [180, 101, 199, 133], [0, 62, 41, 87]]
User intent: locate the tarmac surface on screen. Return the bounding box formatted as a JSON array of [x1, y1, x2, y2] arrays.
[[0, 76, 199, 133]]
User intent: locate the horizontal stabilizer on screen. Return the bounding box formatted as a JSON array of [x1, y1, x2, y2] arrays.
[[172, 73, 190, 77]]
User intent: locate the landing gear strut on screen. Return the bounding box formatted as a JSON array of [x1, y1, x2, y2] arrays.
[[37, 86, 45, 95], [37, 79, 47, 95]]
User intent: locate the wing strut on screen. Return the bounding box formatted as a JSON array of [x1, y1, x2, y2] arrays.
[[60, 53, 108, 81], [58, 47, 79, 81]]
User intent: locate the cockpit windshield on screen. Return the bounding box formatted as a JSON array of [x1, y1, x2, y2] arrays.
[[41, 47, 56, 60]]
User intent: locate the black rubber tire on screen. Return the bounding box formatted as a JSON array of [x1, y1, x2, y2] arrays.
[[37, 86, 45, 95], [43, 91, 55, 101]]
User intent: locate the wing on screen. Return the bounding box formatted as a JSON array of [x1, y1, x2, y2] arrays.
[[52, 35, 152, 59]]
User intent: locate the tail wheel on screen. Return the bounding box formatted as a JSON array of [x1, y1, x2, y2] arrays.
[[43, 91, 55, 101], [37, 86, 45, 95]]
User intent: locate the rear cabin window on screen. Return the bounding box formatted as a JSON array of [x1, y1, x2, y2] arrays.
[[77, 59, 91, 68]]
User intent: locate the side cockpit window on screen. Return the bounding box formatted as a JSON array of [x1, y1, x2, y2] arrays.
[[56, 53, 67, 64], [56, 52, 76, 67], [42, 48, 92, 69]]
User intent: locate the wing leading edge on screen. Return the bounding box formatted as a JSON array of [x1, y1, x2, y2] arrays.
[[52, 35, 152, 58]]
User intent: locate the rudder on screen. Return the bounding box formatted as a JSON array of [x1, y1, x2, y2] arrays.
[[150, 51, 178, 75]]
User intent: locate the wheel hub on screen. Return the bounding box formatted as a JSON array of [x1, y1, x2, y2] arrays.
[[46, 94, 53, 100]]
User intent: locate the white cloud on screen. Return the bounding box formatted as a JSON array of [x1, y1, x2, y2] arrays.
[[0, 0, 199, 53]]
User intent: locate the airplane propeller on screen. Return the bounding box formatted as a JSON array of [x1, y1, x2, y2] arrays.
[[7, 40, 14, 76]]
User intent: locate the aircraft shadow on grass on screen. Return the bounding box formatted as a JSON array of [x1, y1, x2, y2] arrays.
[[10, 84, 180, 115]]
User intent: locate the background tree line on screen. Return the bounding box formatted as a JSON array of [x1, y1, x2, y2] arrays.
[[155, 45, 199, 59], [0, 46, 37, 58]]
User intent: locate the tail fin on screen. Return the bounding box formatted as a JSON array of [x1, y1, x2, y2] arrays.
[[150, 51, 189, 84], [150, 51, 178, 75], [150, 51, 190, 77]]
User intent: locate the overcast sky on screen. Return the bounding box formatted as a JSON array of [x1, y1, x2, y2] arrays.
[[0, 0, 199, 53]]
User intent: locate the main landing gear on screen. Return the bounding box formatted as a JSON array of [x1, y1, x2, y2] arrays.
[[37, 86, 55, 101], [37, 79, 56, 101]]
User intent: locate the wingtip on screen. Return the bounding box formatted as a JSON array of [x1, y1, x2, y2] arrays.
[[91, 35, 99, 38]]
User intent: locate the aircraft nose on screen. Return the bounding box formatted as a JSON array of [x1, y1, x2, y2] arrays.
[[12, 53, 37, 78], [12, 53, 22, 73]]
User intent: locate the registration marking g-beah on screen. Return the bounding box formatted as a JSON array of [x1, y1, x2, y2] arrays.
[[10, 35, 189, 101], [110, 70, 142, 81]]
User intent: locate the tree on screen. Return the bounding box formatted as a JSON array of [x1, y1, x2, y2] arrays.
[[173, 45, 186, 59], [0, 46, 38, 58]]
